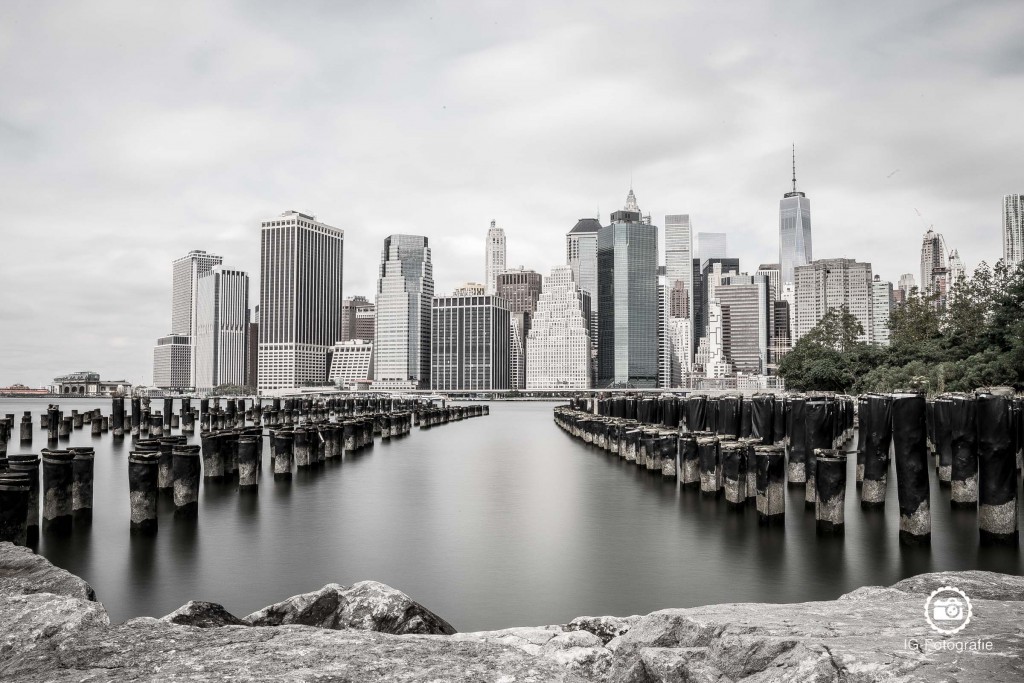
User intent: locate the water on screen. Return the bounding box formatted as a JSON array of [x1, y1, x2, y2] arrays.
[[3, 398, 1022, 631]]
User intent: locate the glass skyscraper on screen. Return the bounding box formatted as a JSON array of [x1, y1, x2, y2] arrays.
[[373, 234, 433, 390], [778, 148, 812, 285], [597, 190, 659, 388]]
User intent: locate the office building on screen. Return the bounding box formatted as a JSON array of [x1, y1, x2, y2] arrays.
[[328, 339, 374, 388], [194, 266, 250, 391], [509, 314, 526, 390], [948, 249, 966, 287], [779, 147, 812, 285], [793, 258, 873, 343], [526, 265, 590, 389], [430, 294, 510, 391], [341, 296, 375, 342], [692, 257, 740, 343], [665, 214, 694, 370], [871, 275, 893, 346], [567, 217, 601, 359], [153, 334, 191, 391], [770, 299, 791, 366], [374, 234, 434, 390], [597, 189, 659, 388], [716, 274, 770, 374], [1005, 194, 1023, 268], [485, 220, 506, 295], [895, 273, 916, 305], [453, 282, 486, 296], [756, 263, 781, 300], [258, 211, 344, 391], [496, 267, 542, 314], [920, 229, 948, 299], [696, 232, 727, 262]]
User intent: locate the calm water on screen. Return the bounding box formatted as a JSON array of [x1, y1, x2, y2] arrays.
[[3, 397, 1022, 631]]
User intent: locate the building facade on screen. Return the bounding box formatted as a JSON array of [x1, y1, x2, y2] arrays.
[[194, 266, 250, 391], [716, 274, 770, 374], [485, 220, 506, 295], [566, 217, 601, 362], [1004, 194, 1023, 269], [341, 296, 376, 342], [665, 214, 694, 373], [153, 335, 191, 391], [793, 258, 874, 343], [693, 257, 740, 344], [374, 234, 434, 390], [430, 294, 510, 391], [597, 190, 659, 388], [258, 211, 344, 392], [695, 232, 727, 263], [779, 148, 812, 286], [328, 339, 374, 388], [52, 371, 131, 397], [919, 229, 948, 300], [526, 265, 591, 389], [871, 275, 893, 345], [496, 267, 543, 314]]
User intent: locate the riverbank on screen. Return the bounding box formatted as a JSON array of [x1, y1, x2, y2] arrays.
[[2, 542, 1021, 681]]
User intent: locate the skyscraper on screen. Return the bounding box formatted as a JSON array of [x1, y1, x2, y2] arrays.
[[597, 189, 659, 388], [665, 214, 694, 374], [194, 266, 250, 391], [328, 339, 374, 388], [526, 265, 590, 389], [153, 334, 191, 391], [485, 220, 506, 295], [716, 274, 770, 374], [566, 217, 601, 356], [154, 249, 223, 389], [258, 211, 344, 392], [793, 258, 873, 343], [695, 232, 727, 262], [374, 234, 433, 390], [919, 229, 948, 296], [496, 267, 543, 315], [1004, 194, 1023, 268], [692, 257, 740, 343], [871, 275, 893, 346], [341, 296, 376, 342], [896, 273, 916, 304], [779, 146, 812, 285], [430, 294, 510, 391]]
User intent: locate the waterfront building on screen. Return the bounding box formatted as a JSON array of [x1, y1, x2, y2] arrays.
[[793, 258, 873, 343], [246, 321, 258, 389], [258, 211, 344, 392], [526, 265, 590, 389], [341, 296, 375, 342], [716, 274, 770, 374], [328, 339, 374, 388], [871, 275, 893, 346], [153, 335, 191, 391], [194, 266, 250, 391], [509, 314, 526, 390], [51, 371, 131, 397], [430, 294, 510, 391], [374, 234, 434, 390], [779, 147, 812, 286], [485, 220, 506, 295], [1005, 194, 1023, 268], [597, 190, 659, 388], [696, 232, 727, 262]]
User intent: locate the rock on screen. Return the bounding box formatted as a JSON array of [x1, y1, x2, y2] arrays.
[[245, 580, 455, 635], [566, 615, 642, 644], [890, 570, 1024, 601], [0, 541, 96, 601], [161, 600, 249, 628]]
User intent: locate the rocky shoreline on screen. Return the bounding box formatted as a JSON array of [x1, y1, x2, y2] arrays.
[[1, 542, 1022, 681]]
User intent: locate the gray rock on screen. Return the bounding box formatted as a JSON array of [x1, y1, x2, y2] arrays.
[[0, 541, 96, 601], [245, 580, 456, 635], [566, 615, 642, 644], [890, 570, 1024, 601], [161, 600, 249, 628]]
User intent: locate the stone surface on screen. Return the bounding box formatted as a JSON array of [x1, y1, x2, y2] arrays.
[[2, 541, 1023, 681]]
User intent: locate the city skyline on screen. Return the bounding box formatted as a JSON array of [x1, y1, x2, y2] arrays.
[[2, 2, 1023, 386]]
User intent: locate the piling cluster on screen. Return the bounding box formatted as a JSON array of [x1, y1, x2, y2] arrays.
[[555, 389, 1022, 545], [0, 394, 488, 544]]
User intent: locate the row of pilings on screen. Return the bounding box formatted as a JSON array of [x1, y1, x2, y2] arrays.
[[0, 397, 488, 543], [554, 390, 1022, 545]]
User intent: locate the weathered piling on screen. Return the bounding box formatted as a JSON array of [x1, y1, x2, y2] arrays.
[[72, 410, 83, 429], [741, 439, 758, 501], [804, 397, 833, 510], [697, 436, 720, 497], [163, 398, 173, 429], [950, 395, 978, 509], [755, 445, 785, 525], [293, 428, 311, 468], [112, 397, 125, 437], [661, 433, 677, 478], [128, 452, 159, 534], [59, 416, 72, 439], [934, 398, 953, 486], [273, 431, 293, 481], [157, 437, 181, 493], [976, 392, 1018, 546], [861, 394, 893, 510], [181, 399, 193, 434], [69, 447, 94, 524], [721, 441, 746, 509], [150, 412, 164, 437], [41, 449, 74, 534], [787, 396, 807, 484], [130, 397, 141, 437], [90, 415, 102, 436], [750, 395, 773, 445], [815, 450, 846, 535], [7, 454, 40, 544], [19, 412, 32, 444], [201, 432, 224, 481], [238, 436, 259, 491], [892, 393, 930, 546], [47, 406, 59, 442], [169, 444, 200, 517], [0, 471, 30, 545]]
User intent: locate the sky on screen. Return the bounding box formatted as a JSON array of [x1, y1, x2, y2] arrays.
[[1, 0, 1022, 387]]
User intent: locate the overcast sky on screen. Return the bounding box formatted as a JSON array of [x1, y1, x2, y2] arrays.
[[1, 0, 1022, 387]]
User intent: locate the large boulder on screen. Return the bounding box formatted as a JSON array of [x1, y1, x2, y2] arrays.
[[161, 601, 249, 628], [244, 580, 456, 635], [0, 541, 97, 601]]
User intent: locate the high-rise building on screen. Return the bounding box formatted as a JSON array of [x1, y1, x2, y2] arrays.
[[328, 339, 374, 388], [919, 229, 948, 299], [258, 211, 344, 391], [658, 280, 670, 387], [716, 274, 770, 374], [566, 217, 601, 361], [246, 322, 259, 389], [895, 273, 916, 305], [509, 314, 526, 390], [453, 282, 486, 296], [756, 263, 781, 301], [948, 249, 966, 287], [374, 234, 433, 390], [155, 249, 223, 389], [341, 296, 375, 342], [597, 189, 659, 388], [1004, 194, 1023, 268], [779, 146, 812, 285], [496, 267, 543, 314], [153, 334, 191, 391], [696, 232, 728, 262], [871, 275, 893, 346], [666, 317, 691, 385], [770, 299, 791, 366], [693, 257, 740, 343], [665, 214, 694, 372], [526, 265, 590, 389], [485, 220, 506, 295], [194, 266, 249, 391], [703, 299, 731, 378], [430, 294, 510, 391], [793, 258, 873, 343]]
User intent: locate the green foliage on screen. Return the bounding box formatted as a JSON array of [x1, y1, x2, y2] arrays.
[[210, 383, 255, 396], [779, 260, 1024, 394]]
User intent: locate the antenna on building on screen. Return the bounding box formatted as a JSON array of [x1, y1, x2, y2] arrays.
[[791, 143, 797, 194]]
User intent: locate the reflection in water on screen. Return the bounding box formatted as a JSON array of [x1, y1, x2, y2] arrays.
[[3, 397, 1023, 631]]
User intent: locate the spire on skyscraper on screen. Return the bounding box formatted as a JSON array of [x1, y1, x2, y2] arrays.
[[791, 143, 797, 194], [625, 188, 640, 212]]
